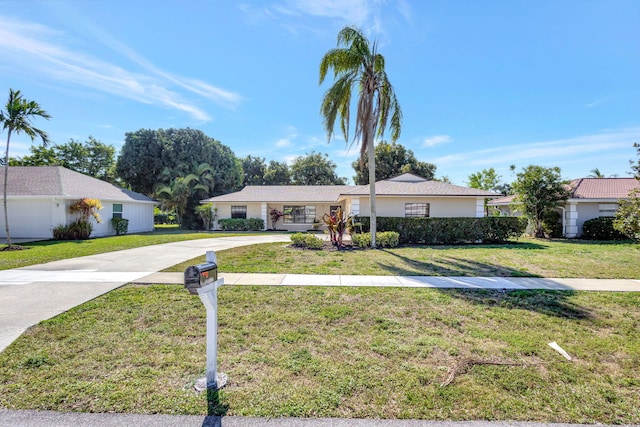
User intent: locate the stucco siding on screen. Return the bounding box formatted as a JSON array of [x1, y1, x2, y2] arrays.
[[357, 197, 480, 218], [575, 202, 604, 236]]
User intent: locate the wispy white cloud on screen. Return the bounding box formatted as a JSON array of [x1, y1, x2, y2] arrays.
[[241, 0, 412, 36], [423, 134, 452, 147], [433, 127, 640, 168], [584, 97, 612, 108], [275, 138, 292, 147], [0, 16, 242, 121]]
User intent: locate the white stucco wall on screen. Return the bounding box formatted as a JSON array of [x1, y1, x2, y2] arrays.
[[356, 196, 481, 217]]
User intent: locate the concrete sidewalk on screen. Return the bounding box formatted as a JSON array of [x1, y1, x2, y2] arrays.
[[135, 272, 640, 292], [1, 410, 627, 427], [0, 235, 291, 352]]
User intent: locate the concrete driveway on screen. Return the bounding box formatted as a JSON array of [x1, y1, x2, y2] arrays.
[[0, 234, 291, 352]]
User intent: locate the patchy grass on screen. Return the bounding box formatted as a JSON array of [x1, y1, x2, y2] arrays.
[[0, 285, 638, 423], [0, 230, 253, 270], [167, 238, 640, 279]]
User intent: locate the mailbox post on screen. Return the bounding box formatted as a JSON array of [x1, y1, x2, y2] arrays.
[[184, 251, 227, 392]]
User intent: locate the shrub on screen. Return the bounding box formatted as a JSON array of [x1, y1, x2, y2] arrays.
[[290, 232, 323, 249], [542, 210, 563, 238], [52, 219, 93, 240], [358, 216, 526, 245], [351, 233, 371, 248], [111, 218, 129, 235], [218, 218, 264, 231], [582, 217, 626, 240], [352, 232, 399, 248]]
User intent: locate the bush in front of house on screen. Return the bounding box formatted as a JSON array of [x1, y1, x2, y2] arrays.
[[352, 231, 400, 248], [218, 218, 264, 231], [52, 219, 93, 240], [582, 217, 626, 240], [290, 232, 324, 249], [542, 210, 563, 238], [358, 216, 526, 245], [111, 218, 129, 236]]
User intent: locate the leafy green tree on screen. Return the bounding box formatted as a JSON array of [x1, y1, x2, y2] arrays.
[[614, 189, 640, 241], [512, 165, 569, 238], [263, 160, 291, 185], [116, 128, 242, 196], [154, 174, 206, 226], [352, 141, 435, 184], [9, 144, 58, 166], [631, 142, 640, 179], [1, 88, 50, 249], [11, 136, 117, 182], [320, 26, 402, 248], [290, 151, 346, 185], [242, 155, 267, 186], [468, 168, 502, 191], [468, 168, 505, 215]]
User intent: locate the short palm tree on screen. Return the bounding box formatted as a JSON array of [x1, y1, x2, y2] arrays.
[[588, 168, 605, 178], [319, 26, 402, 248], [154, 174, 206, 226], [1, 89, 51, 249]]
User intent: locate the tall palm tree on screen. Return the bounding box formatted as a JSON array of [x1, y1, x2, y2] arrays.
[[319, 26, 402, 248], [1, 89, 50, 249]]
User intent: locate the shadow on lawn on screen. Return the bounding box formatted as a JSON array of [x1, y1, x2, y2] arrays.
[[377, 249, 540, 277], [378, 249, 594, 320], [446, 288, 593, 319]]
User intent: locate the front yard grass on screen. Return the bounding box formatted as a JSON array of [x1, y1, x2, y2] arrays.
[[0, 230, 252, 271], [167, 239, 640, 279], [0, 285, 638, 423]]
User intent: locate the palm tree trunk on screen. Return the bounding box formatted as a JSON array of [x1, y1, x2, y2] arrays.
[[3, 130, 12, 248], [366, 113, 377, 249]]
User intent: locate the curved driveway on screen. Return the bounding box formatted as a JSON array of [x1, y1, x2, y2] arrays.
[[0, 234, 291, 352]]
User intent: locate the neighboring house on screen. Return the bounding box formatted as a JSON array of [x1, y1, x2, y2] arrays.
[[0, 166, 156, 240], [488, 178, 640, 238], [202, 173, 500, 232]]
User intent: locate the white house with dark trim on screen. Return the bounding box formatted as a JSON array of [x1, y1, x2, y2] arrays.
[[488, 178, 640, 238], [202, 173, 500, 231], [0, 166, 156, 240]]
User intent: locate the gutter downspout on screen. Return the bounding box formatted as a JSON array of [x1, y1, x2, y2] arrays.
[[558, 206, 566, 237]]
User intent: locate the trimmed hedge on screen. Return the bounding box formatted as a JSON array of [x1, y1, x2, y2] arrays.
[[218, 218, 264, 231], [582, 217, 626, 240], [352, 231, 400, 248], [357, 216, 527, 245], [290, 232, 324, 249], [111, 218, 129, 235]]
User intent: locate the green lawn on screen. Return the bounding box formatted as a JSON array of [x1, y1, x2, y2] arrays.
[[0, 229, 253, 270], [167, 238, 640, 279], [1, 285, 638, 423]]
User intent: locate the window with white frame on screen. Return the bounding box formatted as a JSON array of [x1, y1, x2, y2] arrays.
[[598, 204, 618, 217], [405, 203, 430, 218], [231, 205, 247, 219], [112, 203, 123, 219], [283, 205, 316, 224]]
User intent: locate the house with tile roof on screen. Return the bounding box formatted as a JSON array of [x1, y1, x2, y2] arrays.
[[488, 178, 640, 238], [202, 173, 500, 232], [1, 166, 156, 240]]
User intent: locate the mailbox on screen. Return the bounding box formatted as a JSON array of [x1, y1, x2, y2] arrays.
[[184, 262, 218, 295]]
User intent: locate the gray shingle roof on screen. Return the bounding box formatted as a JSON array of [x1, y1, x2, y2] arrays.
[[0, 166, 155, 203], [344, 179, 500, 197], [203, 185, 353, 203], [203, 174, 499, 203]]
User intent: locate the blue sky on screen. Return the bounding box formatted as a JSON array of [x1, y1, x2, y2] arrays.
[[1, 0, 639, 185]]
